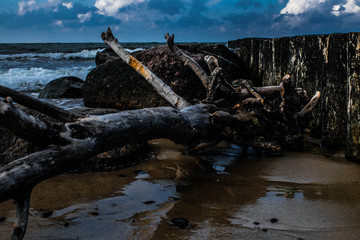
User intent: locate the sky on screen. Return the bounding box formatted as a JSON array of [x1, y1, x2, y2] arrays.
[[0, 0, 359, 43]]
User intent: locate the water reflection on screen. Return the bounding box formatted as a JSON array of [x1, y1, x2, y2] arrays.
[[1, 140, 360, 239]]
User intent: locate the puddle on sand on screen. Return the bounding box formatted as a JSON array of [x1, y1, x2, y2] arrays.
[[1, 139, 360, 239]]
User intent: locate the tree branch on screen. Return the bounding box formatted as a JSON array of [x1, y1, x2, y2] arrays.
[[0, 85, 82, 122], [165, 33, 210, 90], [0, 104, 216, 203], [297, 91, 321, 117], [102, 28, 190, 110], [11, 188, 32, 240], [0, 97, 66, 145]]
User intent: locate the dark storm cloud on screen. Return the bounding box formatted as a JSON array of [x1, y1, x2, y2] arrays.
[[1, 0, 360, 42], [0, 2, 119, 30], [156, 0, 217, 29], [236, 0, 262, 9], [148, 0, 185, 15]]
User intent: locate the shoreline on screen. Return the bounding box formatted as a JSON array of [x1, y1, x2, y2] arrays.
[[0, 139, 358, 239]]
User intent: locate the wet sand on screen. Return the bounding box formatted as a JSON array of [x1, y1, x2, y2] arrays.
[[1, 139, 360, 239]]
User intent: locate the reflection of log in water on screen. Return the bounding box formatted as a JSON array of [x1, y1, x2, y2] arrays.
[[0, 28, 320, 239], [1, 140, 360, 239]]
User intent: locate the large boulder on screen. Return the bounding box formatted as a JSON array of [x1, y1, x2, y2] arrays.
[[39, 76, 84, 99], [84, 44, 251, 110]]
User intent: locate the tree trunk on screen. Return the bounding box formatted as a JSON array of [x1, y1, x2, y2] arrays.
[[0, 28, 321, 240], [101, 28, 190, 110]]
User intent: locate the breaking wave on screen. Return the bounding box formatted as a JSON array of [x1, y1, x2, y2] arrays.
[[0, 49, 104, 60], [0, 48, 145, 61], [0, 67, 91, 91]]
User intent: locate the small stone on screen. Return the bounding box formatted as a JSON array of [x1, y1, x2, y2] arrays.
[[89, 211, 99, 216], [253, 221, 260, 225], [37, 209, 53, 218], [270, 218, 278, 223], [142, 200, 155, 205], [64, 222, 70, 227], [169, 196, 180, 201], [170, 218, 190, 229], [0, 215, 6, 222]]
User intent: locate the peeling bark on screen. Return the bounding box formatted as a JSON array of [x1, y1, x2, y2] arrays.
[[0, 85, 82, 122], [165, 33, 210, 90], [0, 28, 321, 240], [102, 28, 190, 110]]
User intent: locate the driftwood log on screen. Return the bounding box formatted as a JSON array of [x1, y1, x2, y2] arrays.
[[0, 28, 320, 240]]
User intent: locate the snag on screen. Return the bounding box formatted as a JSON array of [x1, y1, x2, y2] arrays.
[[0, 28, 320, 239]]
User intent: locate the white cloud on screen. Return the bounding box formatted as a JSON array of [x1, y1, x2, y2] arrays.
[[55, 20, 63, 26], [95, 0, 147, 17], [78, 12, 92, 23], [219, 25, 226, 33], [62, 2, 73, 9], [18, 0, 61, 15], [18, 0, 39, 15], [280, 0, 327, 15], [331, 0, 360, 16], [207, 0, 222, 7]]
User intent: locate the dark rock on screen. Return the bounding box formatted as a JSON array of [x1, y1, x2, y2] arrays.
[[169, 196, 180, 201], [36, 209, 53, 218], [0, 215, 6, 222], [89, 211, 99, 216], [270, 218, 278, 223], [39, 76, 84, 99], [84, 44, 250, 110], [95, 47, 119, 66], [170, 218, 190, 229], [229, 32, 360, 162], [142, 200, 155, 205]]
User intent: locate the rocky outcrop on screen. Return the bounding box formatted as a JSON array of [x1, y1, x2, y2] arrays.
[[229, 32, 360, 162], [39, 76, 84, 99], [84, 44, 251, 110]]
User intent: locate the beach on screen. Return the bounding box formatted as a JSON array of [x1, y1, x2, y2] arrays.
[[1, 43, 360, 240], [1, 139, 359, 239]]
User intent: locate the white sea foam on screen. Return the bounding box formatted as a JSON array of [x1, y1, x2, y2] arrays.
[[0, 49, 104, 60], [127, 48, 145, 53], [0, 66, 91, 91], [0, 48, 144, 60]]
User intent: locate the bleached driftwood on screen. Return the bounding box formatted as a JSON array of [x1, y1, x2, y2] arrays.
[[0, 28, 320, 240]]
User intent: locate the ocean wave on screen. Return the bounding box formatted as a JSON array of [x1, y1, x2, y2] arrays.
[[127, 48, 145, 53], [0, 49, 104, 60], [0, 67, 91, 91], [0, 48, 145, 61]]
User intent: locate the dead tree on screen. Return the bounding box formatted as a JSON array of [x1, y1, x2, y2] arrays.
[[0, 27, 320, 239]]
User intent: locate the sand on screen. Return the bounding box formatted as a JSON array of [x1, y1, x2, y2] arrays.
[[1, 139, 360, 239]]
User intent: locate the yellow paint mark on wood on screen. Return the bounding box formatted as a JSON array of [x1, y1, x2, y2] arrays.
[[129, 56, 151, 80]]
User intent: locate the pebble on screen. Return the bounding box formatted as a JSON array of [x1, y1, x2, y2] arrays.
[[0, 215, 6, 222], [170, 218, 190, 229]]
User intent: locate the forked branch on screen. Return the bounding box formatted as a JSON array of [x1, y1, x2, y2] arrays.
[[165, 33, 210, 90], [102, 28, 190, 110]]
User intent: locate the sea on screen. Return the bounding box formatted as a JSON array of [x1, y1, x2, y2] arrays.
[[0, 42, 164, 92], [0, 42, 162, 108]]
